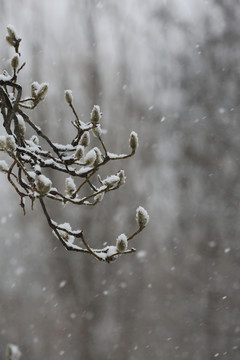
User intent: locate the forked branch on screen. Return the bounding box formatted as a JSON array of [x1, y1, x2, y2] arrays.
[[0, 25, 149, 262]]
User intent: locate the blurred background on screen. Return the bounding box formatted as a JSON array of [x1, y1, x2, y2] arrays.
[[0, 0, 240, 359]]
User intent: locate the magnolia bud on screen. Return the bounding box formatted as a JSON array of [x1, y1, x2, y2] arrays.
[[91, 105, 101, 124], [84, 149, 96, 166], [11, 54, 19, 72], [6, 25, 18, 48], [102, 175, 120, 189], [30, 135, 39, 145], [16, 114, 26, 136], [36, 174, 52, 195], [136, 206, 149, 230], [129, 131, 139, 152], [74, 145, 84, 160], [31, 82, 39, 98], [6, 36, 16, 47], [6, 25, 17, 41], [116, 234, 128, 253], [6, 135, 16, 153], [117, 170, 126, 186], [64, 89, 73, 105], [0, 136, 6, 150], [36, 83, 48, 101], [65, 177, 76, 196], [53, 223, 75, 244], [92, 125, 102, 138], [79, 132, 90, 147], [93, 147, 102, 166]]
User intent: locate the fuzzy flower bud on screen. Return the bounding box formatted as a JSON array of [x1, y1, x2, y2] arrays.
[[36, 83, 48, 101], [117, 170, 126, 186], [93, 147, 102, 166], [64, 89, 73, 105], [65, 177, 76, 197], [79, 132, 90, 147], [84, 149, 97, 166], [53, 223, 75, 244], [74, 145, 84, 160], [91, 105, 101, 125], [36, 174, 52, 195], [79, 131, 90, 147], [0, 136, 6, 150], [92, 124, 102, 138], [11, 54, 19, 72], [31, 82, 39, 98], [30, 135, 39, 145], [16, 114, 26, 137], [0, 160, 9, 172], [6, 135, 16, 153], [6, 36, 15, 47], [6, 25, 18, 41], [116, 233, 128, 253], [102, 174, 120, 189], [136, 206, 149, 230], [6, 25, 19, 48], [129, 131, 139, 152]]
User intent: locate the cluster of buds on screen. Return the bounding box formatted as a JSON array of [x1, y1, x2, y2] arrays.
[[0, 25, 149, 263], [0, 135, 17, 154]]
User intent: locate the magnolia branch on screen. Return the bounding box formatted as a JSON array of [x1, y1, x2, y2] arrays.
[[0, 25, 149, 263]]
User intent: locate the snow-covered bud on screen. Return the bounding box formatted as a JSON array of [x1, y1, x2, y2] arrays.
[[6, 343, 22, 360], [16, 114, 26, 136], [117, 170, 126, 186], [129, 131, 139, 152], [30, 135, 39, 145], [92, 124, 102, 138], [74, 145, 84, 160], [93, 147, 102, 166], [6, 135, 16, 153], [11, 54, 19, 72], [31, 82, 39, 98], [102, 174, 120, 189], [79, 132, 90, 147], [36, 174, 52, 195], [91, 105, 101, 125], [36, 83, 48, 101], [136, 206, 149, 230], [53, 223, 75, 244], [94, 192, 104, 203], [84, 149, 96, 166], [65, 177, 76, 197], [64, 89, 73, 105], [0, 160, 9, 172], [116, 234, 128, 253], [0, 136, 6, 150]]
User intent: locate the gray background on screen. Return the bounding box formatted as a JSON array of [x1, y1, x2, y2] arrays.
[[0, 0, 239, 359]]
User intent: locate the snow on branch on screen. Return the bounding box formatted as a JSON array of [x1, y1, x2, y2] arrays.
[[0, 25, 149, 263]]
